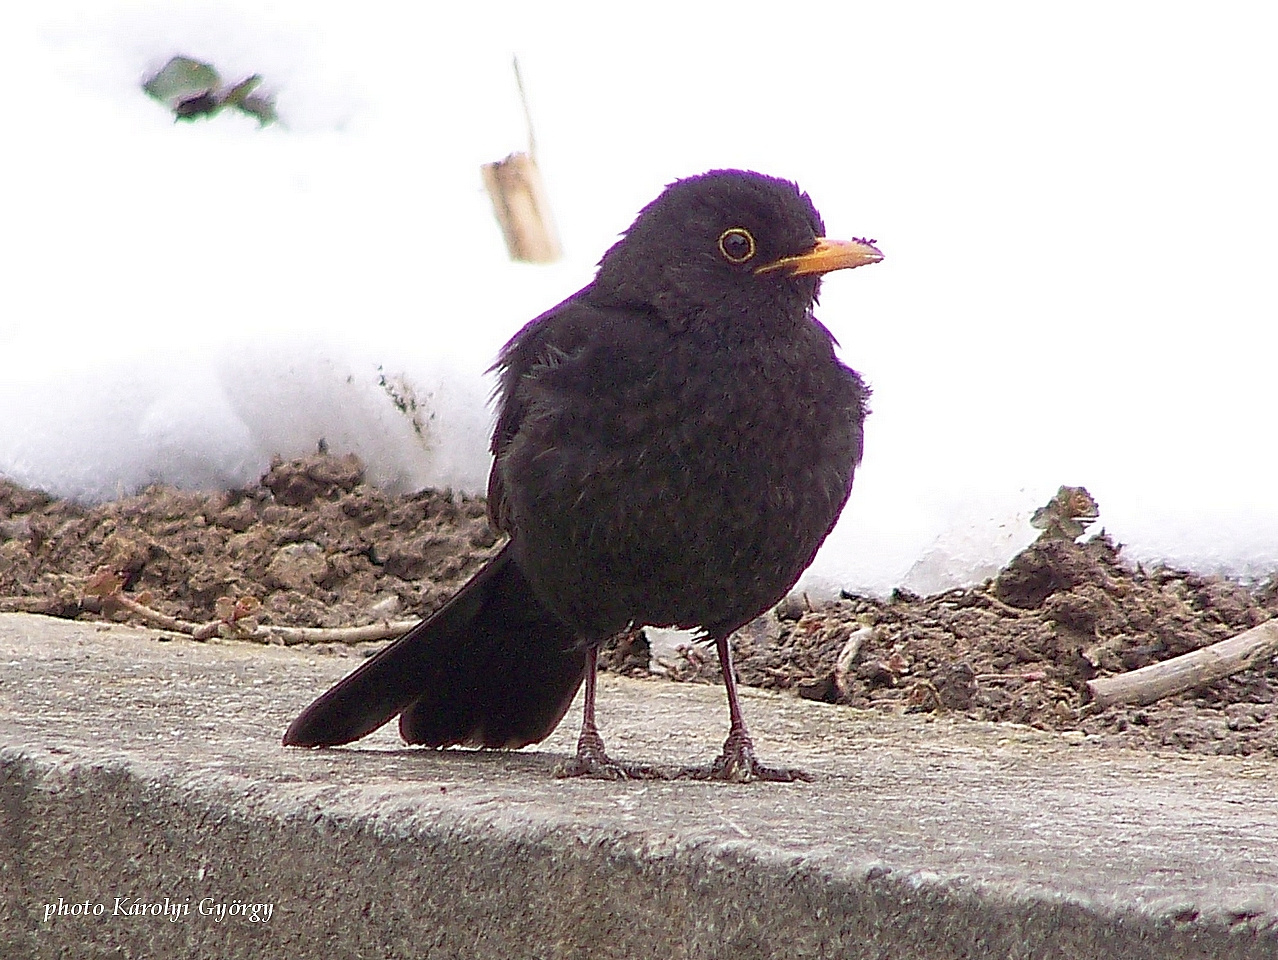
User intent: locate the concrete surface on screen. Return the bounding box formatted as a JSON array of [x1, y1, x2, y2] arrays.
[[1, 612, 1276, 959]]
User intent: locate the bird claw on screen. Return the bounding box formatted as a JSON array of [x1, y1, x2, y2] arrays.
[[704, 756, 813, 783], [554, 724, 810, 783], [554, 753, 628, 780], [554, 753, 669, 781], [679, 730, 814, 783], [554, 727, 666, 780]]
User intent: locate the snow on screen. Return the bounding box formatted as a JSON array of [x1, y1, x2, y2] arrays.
[[2, 2, 1276, 596]]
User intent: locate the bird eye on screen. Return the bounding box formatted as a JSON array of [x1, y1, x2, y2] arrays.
[[717, 228, 756, 264]]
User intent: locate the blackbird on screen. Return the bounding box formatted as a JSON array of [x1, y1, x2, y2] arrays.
[[284, 169, 881, 781]]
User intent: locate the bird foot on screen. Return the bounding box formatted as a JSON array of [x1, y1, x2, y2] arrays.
[[554, 753, 662, 780], [554, 727, 666, 780], [679, 730, 813, 783]]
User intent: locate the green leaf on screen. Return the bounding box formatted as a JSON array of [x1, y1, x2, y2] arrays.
[[221, 74, 262, 108], [143, 56, 221, 110], [173, 92, 223, 121], [235, 94, 278, 127], [143, 55, 279, 127]]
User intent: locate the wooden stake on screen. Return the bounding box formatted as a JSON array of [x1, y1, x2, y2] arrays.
[[482, 152, 561, 263], [481, 57, 561, 264]]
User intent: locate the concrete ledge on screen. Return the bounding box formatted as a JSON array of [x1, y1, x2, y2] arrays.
[[1, 612, 1276, 959]]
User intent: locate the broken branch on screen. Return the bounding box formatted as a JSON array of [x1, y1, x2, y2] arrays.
[[253, 621, 419, 645], [80, 568, 417, 645], [1086, 619, 1278, 709]]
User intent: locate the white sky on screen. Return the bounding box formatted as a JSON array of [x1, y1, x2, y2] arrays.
[[2, 2, 1275, 594]]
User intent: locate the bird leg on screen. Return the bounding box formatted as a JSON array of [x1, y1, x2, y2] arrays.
[[686, 633, 813, 783], [555, 646, 662, 780]]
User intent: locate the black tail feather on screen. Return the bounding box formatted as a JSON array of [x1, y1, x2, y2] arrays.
[[283, 544, 587, 749]]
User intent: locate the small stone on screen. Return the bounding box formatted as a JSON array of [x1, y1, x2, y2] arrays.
[[775, 594, 807, 621], [266, 542, 328, 591], [366, 594, 402, 620]]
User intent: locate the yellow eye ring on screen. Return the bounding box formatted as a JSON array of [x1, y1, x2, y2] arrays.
[[717, 227, 756, 264]]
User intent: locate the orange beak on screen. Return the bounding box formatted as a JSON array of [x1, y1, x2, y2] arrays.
[[755, 237, 883, 276]]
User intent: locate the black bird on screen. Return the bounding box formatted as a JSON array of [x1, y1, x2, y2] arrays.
[[284, 170, 881, 781]]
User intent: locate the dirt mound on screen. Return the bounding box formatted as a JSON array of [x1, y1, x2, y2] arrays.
[[658, 533, 1278, 757], [0, 454, 500, 629]]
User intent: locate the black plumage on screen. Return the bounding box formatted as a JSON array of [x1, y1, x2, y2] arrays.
[[284, 170, 881, 781]]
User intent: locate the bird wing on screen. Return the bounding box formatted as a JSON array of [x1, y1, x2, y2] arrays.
[[485, 290, 636, 535]]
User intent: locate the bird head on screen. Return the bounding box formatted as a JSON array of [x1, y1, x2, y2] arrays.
[[590, 169, 881, 335]]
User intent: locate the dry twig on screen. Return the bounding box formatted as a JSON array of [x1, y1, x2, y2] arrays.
[[1086, 619, 1278, 708], [81, 568, 415, 645]]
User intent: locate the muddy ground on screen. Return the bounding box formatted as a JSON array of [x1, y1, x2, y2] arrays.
[[3, 453, 1276, 758]]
